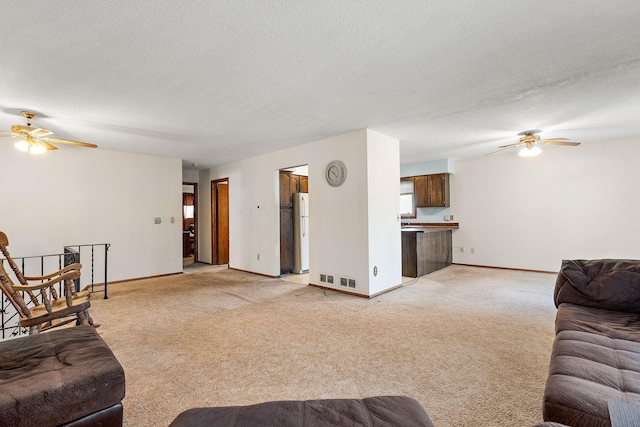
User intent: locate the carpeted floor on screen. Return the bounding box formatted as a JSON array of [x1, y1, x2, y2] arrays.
[[89, 264, 557, 427]]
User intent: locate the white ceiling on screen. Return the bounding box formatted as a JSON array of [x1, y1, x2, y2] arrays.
[[1, 1, 639, 169]]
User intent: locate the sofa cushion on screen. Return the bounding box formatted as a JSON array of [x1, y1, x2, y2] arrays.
[[555, 259, 640, 312], [0, 325, 125, 427], [556, 303, 640, 342], [543, 330, 640, 427], [169, 396, 434, 427]]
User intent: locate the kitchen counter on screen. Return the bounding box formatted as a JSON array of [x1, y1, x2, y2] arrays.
[[402, 226, 459, 232]]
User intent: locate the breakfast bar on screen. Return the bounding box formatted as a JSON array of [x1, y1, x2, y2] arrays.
[[401, 223, 459, 277]]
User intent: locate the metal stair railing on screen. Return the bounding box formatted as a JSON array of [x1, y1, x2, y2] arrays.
[[0, 243, 110, 340]]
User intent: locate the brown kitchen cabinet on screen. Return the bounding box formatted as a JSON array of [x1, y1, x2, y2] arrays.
[[279, 171, 293, 207], [413, 173, 450, 208], [280, 207, 294, 273], [299, 175, 308, 193]]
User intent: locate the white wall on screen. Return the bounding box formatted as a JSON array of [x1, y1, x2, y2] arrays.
[[366, 130, 402, 294], [400, 159, 454, 224], [196, 169, 212, 263], [202, 129, 402, 296], [0, 144, 183, 282], [451, 136, 640, 271], [182, 169, 199, 183]]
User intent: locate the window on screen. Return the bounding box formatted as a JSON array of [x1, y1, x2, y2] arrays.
[[400, 178, 416, 218], [183, 192, 195, 218]]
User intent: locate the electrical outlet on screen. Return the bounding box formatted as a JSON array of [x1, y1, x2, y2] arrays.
[[257, 253, 260, 260], [471, 248, 475, 254], [154, 217, 161, 224], [170, 216, 175, 223]]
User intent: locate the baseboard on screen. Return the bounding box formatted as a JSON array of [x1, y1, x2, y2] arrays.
[[230, 267, 279, 279], [98, 271, 183, 287], [453, 263, 557, 275], [308, 282, 370, 298], [308, 282, 404, 298]]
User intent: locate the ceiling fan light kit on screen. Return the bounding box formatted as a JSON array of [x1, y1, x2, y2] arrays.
[[1, 111, 97, 155], [518, 145, 542, 158], [14, 138, 47, 155]]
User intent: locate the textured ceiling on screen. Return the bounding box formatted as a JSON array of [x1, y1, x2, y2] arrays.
[[1, 1, 639, 169]]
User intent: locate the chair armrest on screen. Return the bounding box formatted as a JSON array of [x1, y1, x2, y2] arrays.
[[12, 270, 81, 292], [22, 263, 82, 281]]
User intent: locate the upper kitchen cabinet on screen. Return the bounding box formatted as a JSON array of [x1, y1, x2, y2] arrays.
[[414, 173, 450, 208]]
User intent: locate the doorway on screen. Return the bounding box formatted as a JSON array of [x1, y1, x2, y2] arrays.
[[182, 182, 198, 266], [211, 178, 229, 265], [279, 165, 309, 281]]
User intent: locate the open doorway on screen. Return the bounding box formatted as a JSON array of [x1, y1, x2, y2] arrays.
[[211, 178, 229, 265], [279, 165, 309, 284], [182, 182, 198, 266]]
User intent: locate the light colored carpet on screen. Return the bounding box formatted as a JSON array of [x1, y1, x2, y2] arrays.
[[89, 264, 557, 427]]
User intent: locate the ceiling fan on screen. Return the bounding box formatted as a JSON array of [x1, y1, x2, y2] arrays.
[[490, 129, 580, 158], [0, 111, 97, 154]]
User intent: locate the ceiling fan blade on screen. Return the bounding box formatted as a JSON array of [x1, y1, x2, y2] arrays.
[[41, 141, 58, 150], [541, 140, 581, 146], [29, 127, 54, 138], [541, 137, 570, 141], [498, 142, 524, 149], [44, 137, 98, 148], [486, 146, 516, 155]]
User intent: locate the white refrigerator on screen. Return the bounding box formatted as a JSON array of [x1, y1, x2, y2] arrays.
[[292, 193, 309, 274]]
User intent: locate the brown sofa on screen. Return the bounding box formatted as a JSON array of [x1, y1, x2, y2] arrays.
[[170, 396, 435, 427], [543, 259, 640, 427], [0, 325, 125, 427]]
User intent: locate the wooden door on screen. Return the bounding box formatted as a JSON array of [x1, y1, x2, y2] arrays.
[[216, 182, 229, 264], [211, 179, 229, 265]]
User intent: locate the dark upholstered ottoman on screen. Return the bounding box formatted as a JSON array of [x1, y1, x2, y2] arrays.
[[0, 325, 125, 427], [169, 396, 434, 427]]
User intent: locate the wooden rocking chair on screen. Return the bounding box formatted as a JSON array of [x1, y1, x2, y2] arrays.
[[0, 231, 95, 335]]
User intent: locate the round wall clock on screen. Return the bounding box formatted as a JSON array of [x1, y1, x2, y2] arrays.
[[326, 160, 347, 187]]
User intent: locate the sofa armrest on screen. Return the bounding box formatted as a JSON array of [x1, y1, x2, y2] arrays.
[[554, 259, 640, 312]]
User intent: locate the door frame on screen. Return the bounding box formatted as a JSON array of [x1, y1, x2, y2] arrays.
[[182, 182, 198, 261], [211, 178, 229, 265]]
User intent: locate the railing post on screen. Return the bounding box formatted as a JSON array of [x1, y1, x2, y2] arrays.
[[104, 244, 110, 299]]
